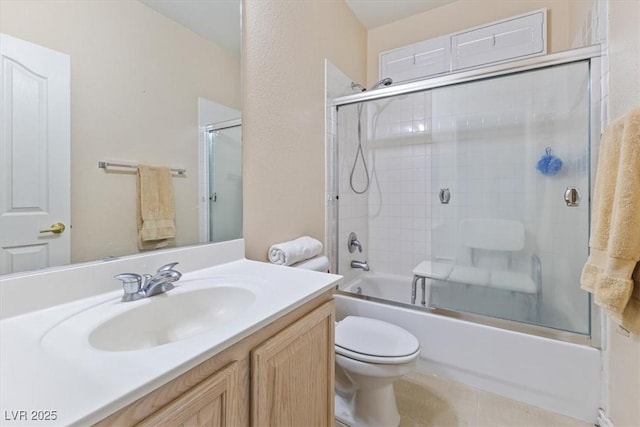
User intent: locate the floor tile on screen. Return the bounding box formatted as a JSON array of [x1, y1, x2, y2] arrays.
[[476, 390, 592, 427], [336, 371, 592, 427], [395, 372, 478, 427]]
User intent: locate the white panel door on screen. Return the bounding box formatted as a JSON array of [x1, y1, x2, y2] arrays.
[[0, 34, 70, 274]]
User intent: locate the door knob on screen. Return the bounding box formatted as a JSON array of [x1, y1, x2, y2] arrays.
[[39, 222, 66, 234]]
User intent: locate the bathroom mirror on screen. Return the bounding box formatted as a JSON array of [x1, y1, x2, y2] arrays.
[[0, 0, 241, 275]]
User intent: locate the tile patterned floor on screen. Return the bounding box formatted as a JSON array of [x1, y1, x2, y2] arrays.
[[336, 371, 593, 427], [395, 372, 593, 427]]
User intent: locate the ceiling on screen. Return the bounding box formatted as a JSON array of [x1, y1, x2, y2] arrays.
[[140, 0, 459, 54], [346, 0, 459, 29], [140, 0, 241, 55]]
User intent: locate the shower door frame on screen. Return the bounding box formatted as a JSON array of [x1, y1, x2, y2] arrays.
[[201, 119, 242, 243], [329, 45, 603, 347]]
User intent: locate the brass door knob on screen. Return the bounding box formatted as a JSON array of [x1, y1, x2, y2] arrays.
[[39, 222, 66, 234]]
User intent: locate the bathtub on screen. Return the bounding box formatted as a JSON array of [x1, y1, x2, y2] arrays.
[[336, 273, 601, 424], [343, 272, 412, 304]]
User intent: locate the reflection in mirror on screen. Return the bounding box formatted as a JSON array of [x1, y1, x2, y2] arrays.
[[197, 98, 242, 243], [0, 0, 241, 275], [207, 125, 243, 242]]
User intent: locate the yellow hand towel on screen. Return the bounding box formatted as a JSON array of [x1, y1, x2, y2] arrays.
[[136, 165, 176, 250], [580, 106, 640, 335]]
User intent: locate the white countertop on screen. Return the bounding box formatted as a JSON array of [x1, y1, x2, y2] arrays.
[[0, 259, 340, 426]]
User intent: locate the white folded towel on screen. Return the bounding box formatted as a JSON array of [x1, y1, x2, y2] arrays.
[[268, 236, 323, 266], [291, 256, 330, 272]]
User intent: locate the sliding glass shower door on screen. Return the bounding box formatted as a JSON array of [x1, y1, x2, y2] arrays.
[[335, 60, 592, 336], [427, 62, 591, 334]]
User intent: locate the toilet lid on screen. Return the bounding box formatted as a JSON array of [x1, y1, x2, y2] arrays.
[[335, 316, 420, 359]]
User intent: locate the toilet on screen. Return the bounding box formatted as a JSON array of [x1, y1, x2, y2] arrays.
[[334, 316, 420, 427], [290, 257, 419, 426]]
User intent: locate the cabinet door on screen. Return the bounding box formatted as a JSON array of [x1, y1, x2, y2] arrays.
[[251, 300, 335, 427], [451, 10, 546, 70], [380, 35, 450, 83], [138, 361, 241, 427]]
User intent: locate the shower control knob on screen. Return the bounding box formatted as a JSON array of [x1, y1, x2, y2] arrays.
[[348, 232, 363, 253]]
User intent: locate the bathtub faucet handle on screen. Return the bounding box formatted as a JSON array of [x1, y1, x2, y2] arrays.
[[348, 232, 363, 253]]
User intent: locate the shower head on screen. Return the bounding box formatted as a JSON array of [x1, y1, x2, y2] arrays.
[[369, 77, 393, 90], [351, 82, 366, 92], [351, 78, 393, 93]]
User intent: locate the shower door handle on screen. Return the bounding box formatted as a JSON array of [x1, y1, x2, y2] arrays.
[[439, 188, 451, 204], [564, 187, 581, 207], [209, 192, 217, 202]]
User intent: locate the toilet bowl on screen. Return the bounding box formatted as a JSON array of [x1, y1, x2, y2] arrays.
[[334, 316, 420, 427]]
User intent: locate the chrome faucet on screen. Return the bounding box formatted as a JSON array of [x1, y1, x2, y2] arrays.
[[350, 260, 370, 271], [114, 262, 182, 302]]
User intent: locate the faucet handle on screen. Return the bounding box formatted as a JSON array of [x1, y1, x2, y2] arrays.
[[155, 269, 182, 282], [114, 273, 142, 295], [348, 232, 363, 253], [157, 262, 179, 273]]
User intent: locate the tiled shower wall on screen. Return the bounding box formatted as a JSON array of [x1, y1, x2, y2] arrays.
[[325, 60, 369, 283], [335, 101, 370, 284], [337, 62, 593, 334], [365, 91, 433, 276]]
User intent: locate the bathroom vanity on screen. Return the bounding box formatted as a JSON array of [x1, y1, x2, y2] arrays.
[[99, 294, 334, 426], [0, 240, 340, 426]]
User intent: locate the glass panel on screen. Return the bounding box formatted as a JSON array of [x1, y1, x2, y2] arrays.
[[336, 91, 433, 301], [208, 125, 242, 242], [335, 61, 591, 336], [429, 62, 590, 334], [336, 100, 370, 285]]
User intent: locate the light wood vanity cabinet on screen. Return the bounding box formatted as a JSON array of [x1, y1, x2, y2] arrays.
[[97, 293, 334, 427], [138, 362, 241, 427], [252, 299, 335, 426]]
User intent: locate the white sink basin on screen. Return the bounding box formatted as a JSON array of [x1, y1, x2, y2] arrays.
[[89, 286, 256, 351], [40, 277, 266, 353]]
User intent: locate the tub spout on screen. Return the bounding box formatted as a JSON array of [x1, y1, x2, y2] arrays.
[[351, 260, 370, 271]]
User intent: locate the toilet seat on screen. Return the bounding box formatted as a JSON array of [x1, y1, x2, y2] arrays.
[[335, 345, 419, 364], [335, 316, 420, 365]]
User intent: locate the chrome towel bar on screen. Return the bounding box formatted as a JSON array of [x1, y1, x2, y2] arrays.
[[98, 161, 186, 176]]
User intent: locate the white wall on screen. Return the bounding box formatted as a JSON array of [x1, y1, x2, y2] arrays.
[[243, 0, 367, 262], [198, 98, 241, 128]]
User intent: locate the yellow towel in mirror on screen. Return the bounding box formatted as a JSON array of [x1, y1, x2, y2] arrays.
[[136, 165, 176, 250], [581, 107, 640, 335]]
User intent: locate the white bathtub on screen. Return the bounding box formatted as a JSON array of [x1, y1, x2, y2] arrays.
[[343, 272, 412, 304], [337, 273, 601, 424]]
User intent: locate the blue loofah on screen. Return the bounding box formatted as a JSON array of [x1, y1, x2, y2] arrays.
[[536, 147, 563, 176]]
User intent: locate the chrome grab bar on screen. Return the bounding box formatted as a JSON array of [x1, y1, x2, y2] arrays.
[[411, 275, 427, 307]]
